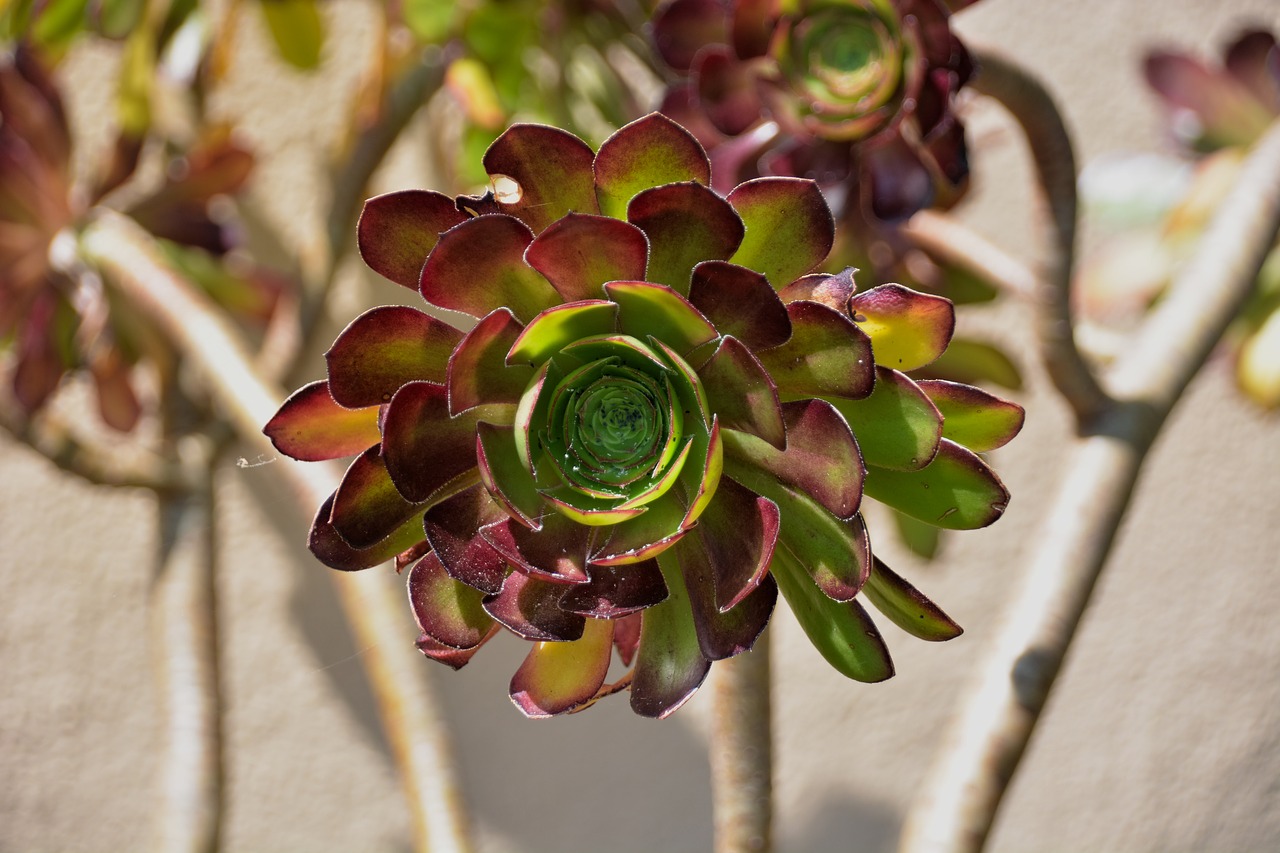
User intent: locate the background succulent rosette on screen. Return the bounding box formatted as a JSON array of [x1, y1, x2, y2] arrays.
[[653, 0, 978, 220], [265, 113, 1022, 718]]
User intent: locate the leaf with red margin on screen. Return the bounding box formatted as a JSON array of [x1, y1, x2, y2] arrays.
[[415, 625, 499, 670], [650, 0, 728, 72], [912, 337, 1023, 390], [756, 301, 875, 401], [475, 422, 545, 530], [850, 283, 955, 372], [510, 618, 614, 717], [506, 300, 619, 367], [628, 183, 745, 294], [861, 133, 936, 222], [688, 261, 791, 351], [831, 367, 942, 471], [863, 438, 1010, 530], [614, 612, 642, 666], [594, 113, 712, 219], [407, 552, 495, 649], [446, 308, 533, 414], [419, 215, 560, 322], [630, 557, 712, 718], [771, 545, 893, 683], [524, 213, 649, 303], [483, 124, 600, 233], [559, 561, 669, 618], [308, 493, 427, 572], [264, 380, 381, 462], [670, 527, 778, 661], [590, 493, 690, 566], [423, 485, 511, 595], [331, 446, 430, 549], [917, 379, 1025, 452], [779, 267, 858, 311], [479, 511, 592, 584], [695, 46, 763, 137], [326, 306, 462, 408], [381, 381, 507, 503], [358, 190, 468, 289], [606, 280, 718, 357], [691, 476, 779, 612], [722, 398, 864, 519], [864, 556, 963, 642], [696, 336, 786, 449], [727, 178, 834, 287], [482, 570, 585, 641]]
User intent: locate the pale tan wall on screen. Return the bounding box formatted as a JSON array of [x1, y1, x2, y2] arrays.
[[3, 1, 1279, 852]]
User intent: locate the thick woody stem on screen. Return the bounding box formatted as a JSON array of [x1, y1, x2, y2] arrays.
[[711, 631, 773, 853], [969, 47, 1110, 424], [899, 120, 1280, 853], [81, 211, 476, 853], [151, 439, 223, 853]]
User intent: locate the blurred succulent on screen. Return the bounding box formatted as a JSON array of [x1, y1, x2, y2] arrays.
[[652, 0, 978, 221], [1080, 30, 1280, 408], [265, 113, 1022, 718]]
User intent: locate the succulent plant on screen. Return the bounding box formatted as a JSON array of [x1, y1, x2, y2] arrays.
[[265, 113, 1022, 718], [652, 0, 978, 221]]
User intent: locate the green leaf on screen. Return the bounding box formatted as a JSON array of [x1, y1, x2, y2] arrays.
[[771, 546, 893, 682], [918, 379, 1025, 452], [95, 0, 145, 38], [913, 337, 1023, 390], [863, 557, 962, 642], [260, 0, 325, 70], [863, 439, 1010, 530], [594, 113, 711, 219], [30, 0, 88, 51], [727, 177, 834, 287], [401, 0, 458, 42], [830, 367, 941, 471]]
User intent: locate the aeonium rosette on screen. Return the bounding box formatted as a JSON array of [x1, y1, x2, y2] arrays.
[[264, 113, 1023, 718]]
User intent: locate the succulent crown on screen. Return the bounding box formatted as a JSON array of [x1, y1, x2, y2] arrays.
[[265, 112, 1022, 718]]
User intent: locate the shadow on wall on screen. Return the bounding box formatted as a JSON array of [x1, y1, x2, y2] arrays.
[[781, 794, 898, 853]]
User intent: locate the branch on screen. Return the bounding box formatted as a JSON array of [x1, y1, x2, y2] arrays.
[[151, 435, 223, 853], [969, 47, 1109, 423], [711, 631, 773, 853], [0, 404, 194, 491], [80, 211, 476, 853], [903, 210, 1039, 301], [899, 119, 1280, 853]]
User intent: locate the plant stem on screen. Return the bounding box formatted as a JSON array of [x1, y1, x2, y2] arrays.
[[151, 437, 223, 853], [711, 630, 773, 853], [80, 211, 476, 853], [899, 119, 1280, 853], [969, 47, 1109, 424]]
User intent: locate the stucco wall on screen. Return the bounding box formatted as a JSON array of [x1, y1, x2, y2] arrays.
[[3, 1, 1279, 851]]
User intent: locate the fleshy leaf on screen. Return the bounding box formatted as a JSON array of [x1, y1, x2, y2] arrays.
[[770, 545, 893, 682], [381, 381, 490, 503], [559, 561, 670, 618], [591, 494, 691, 566], [407, 551, 495, 649], [687, 261, 792, 351], [308, 494, 425, 572], [779, 267, 858, 311], [695, 45, 764, 137], [614, 613, 643, 666], [594, 113, 712, 219], [893, 508, 943, 560], [331, 447, 427, 550], [630, 557, 712, 718], [651, 0, 728, 72], [260, 0, 324, 69], [917, 379, 1025, 452], [510, 617, 614, 717], [696, 336, 786, 449], [691, 476, 780, 611], [864, 556, 963, 642], [727, 178, 834, 287], [326, 305, 461, 408], [756, 301, 875, 401], [524, 213, 649, 303], [863, 438, 1010, 530], [483, 123, 600, 232], [831, 367, 942, 471], [666, 532, 778, 661], [506, 300, 618, 367], [605, 281, 718, 356], [447, 308, 534, 413], [850, 283, 955, 371], [913, 337, 1023, 390], [423, 485, 510, 595], [358, 190, 468, 289], [628, 183, 745, 293], [420, 215, 559, 321], [476, 422, 545, 529], [416, 626, 497, 670], [264, 380, 380, 462], [480, 512, 592, 584], [482, 570, 585, 641]]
